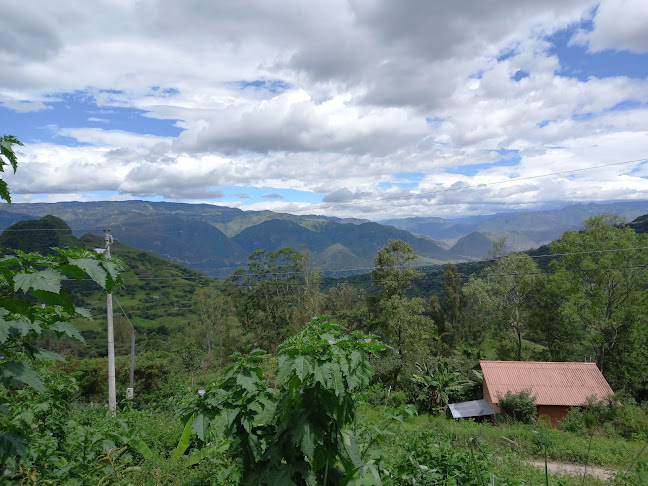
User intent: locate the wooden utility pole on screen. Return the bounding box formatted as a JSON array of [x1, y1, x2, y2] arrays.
[[104, 228, 117, 414]]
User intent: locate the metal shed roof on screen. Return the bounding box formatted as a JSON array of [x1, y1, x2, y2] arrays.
[[448, 399, 495, 419], [480, 360, 614, 406]]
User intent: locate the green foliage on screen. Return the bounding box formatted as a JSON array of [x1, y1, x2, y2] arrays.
[[0, 247, 123, 463], [0, 141, 127, 471], [0, 135, 22, 204], [178, 316, 387, 485], [227, 247, 305, 351], [371, 239, 422, 298], [561, 399, 648, 441], [0, 215, 79, 256], [464, 252, 540, 360], [497, 390, 537, 424], [386, 430, 489, 485], [185, 286, 245, 368], [550, 215, 648, 396], [0, 367, 153, 484], [411, 359, 480, 413], [370, 240, 432, 389]]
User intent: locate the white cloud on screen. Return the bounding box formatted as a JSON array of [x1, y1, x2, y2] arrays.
[[2, 0, 648, 220], [575, 0, 648, 53]]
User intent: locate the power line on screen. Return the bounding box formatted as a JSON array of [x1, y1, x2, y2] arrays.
[[294, 157, 648, 212], [62, 244, 648, 287]]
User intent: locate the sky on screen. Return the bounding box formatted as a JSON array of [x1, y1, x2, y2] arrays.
[[1, 0, 648, 221]]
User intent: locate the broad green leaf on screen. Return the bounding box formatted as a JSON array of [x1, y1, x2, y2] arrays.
[[173, 414, 194, 459], [0, 432, 28, 458], [0, 180, 10, 204], [50, 321, 85, 343], [128, 438, 154, 460], [57, 263, 85, 281], [342, 431, 363, 469], [330, 363, 345, 396], [276, 356, 292, 384], [236, 370, 259, 392], [313, 362, 333, 389], [298, 420, 315, 459], [0, 360, 45, 391], [68, 258, 108, 289], [14, 268, 62, 294], [31, 289, 75, 313], [0, 322, 7, 344], [33, 348, 64, 362], [191, 413, 210, 442], [292, 355, 312, 381], [75, 306, 92, 319], [0, 296, 34, 316], [186, 441, 230, 466], [102, 261, 122, 289], [17, 411, 35, 425]]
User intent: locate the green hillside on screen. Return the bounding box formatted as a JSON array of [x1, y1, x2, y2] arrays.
[[0, 216, 217, 357], [71, 234, 216, 357], [0, 200, 458, 276], [0, 215, 79, 254]]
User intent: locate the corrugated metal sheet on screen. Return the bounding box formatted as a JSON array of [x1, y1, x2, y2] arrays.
[[448, 399, 494, 419], [480, 360, 614, 406]]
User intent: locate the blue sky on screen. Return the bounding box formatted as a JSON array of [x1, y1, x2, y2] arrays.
[[1, 0, 647, 219]]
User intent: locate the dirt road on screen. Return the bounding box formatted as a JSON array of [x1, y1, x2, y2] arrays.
[[528, 459, 618, 481]]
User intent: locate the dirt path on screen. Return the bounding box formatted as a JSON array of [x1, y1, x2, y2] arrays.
[[528, 459, 618, 481]]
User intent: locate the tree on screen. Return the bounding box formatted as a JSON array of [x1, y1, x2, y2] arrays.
[[464, 252, 540, 360], [550, 215, 648, 394], [185, 287, 244, 368], [371, 240, 431, 388], [290, 246, 323, 332], [431, 264, 467, 349], [227, 248, 304, 350], [371, 239, 422, 298], [526, 273, 582, 361]]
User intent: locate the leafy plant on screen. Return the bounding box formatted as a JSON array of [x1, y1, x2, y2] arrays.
[[497, 390, 537, 424], [411, 360, 479, 413], [178, 316, 387, 485]]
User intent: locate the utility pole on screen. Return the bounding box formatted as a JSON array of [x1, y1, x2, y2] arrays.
[[104, 228, 117, 415]]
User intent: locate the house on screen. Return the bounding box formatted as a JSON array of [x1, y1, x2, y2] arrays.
[[479, 360, 614, 426]]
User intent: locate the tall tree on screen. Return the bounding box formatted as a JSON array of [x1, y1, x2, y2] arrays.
[[227, 248, 303, 350], [550, 215, 648, 395], [438, 264, 467, 348], [464, 252, 540, 360], [186, 287, 244, 368], [290, 246, 322, 330], [371, 240, 430, 387]]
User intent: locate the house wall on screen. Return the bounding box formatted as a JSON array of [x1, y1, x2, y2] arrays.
[[482, 382, 501, 414], [483, 382, 570, 427], [537, 405, 570, 427]]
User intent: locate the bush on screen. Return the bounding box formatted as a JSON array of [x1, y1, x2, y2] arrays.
[[497, 390, 537, 424], [561, 400, 648, 440]]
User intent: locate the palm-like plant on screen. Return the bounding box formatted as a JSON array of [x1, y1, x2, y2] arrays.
[[412, 360, 479, 412]]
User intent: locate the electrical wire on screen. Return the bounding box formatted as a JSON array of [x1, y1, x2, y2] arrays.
[[113, 296, 136, 332]]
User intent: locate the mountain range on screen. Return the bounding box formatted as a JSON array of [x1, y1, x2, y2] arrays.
[[1, 200, 647, 277], [381, 201, 648, 255]]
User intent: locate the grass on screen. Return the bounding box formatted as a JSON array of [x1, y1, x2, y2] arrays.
[[355, 403, 647, 484]]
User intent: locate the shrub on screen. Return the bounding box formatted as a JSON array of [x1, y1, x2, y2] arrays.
[[497, 390, 537, 424], [177, 316, 387, 485]]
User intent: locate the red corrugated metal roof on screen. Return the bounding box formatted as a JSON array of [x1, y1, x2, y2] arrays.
[[480, 360, 614, 406]]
